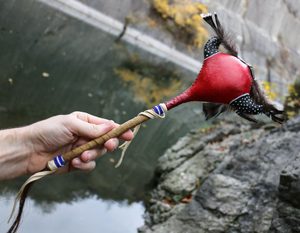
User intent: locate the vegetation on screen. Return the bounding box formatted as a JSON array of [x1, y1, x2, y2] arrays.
[[151, 0, 208, 47], [262, 81, 278, 101], [284, 77, 300, 119], [115, 55, 184, 107]]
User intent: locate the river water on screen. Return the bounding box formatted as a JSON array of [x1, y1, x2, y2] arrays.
[[0, 1, 207, 232]]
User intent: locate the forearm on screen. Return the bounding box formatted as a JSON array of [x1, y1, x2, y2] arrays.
[[0, 127, 32, 180]]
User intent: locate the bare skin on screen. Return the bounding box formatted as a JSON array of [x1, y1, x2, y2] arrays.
[[0, 111, 133, 180]]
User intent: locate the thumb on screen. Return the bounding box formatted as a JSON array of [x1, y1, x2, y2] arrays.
[[67, 117, 114, 139]]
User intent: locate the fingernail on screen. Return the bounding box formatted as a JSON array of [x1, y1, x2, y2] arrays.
[[73, 158, 81, 166], [113, 138, 119, 148], [100, 148, 107, 156], [83, 152, 90, 162]]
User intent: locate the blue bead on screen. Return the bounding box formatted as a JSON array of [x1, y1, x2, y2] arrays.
[[54, 157, 61, 168], [153, 105, 163, 115], [58, 155, 65, 166], [153, 106, 160, 115], [53, 155, 65, 168], [157, 105, 163, 115]]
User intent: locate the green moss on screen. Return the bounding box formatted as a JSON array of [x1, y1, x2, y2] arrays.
[[261, 81, 278, 101], [151, 0, 208, 47], [115, 55, 185, 107], [284, 76, 300, 119]]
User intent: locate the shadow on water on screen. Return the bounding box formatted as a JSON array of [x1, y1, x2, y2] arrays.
[[0, 0, 208, 229]]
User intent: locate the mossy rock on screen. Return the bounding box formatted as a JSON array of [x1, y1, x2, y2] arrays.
[[284, 75, 300, 119]]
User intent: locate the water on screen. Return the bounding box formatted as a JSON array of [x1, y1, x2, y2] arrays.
[[0, 195, 144, 233], [0, 1, 206, 232]]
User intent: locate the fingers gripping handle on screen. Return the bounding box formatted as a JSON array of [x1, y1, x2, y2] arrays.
[[8, 114, 152, 232], [47, 115, 150, 171]]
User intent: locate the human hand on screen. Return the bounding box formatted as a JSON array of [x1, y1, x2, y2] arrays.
[[24, 111, 133, 175]]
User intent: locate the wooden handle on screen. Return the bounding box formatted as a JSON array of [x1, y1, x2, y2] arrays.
[[62, 114, 150, 162]]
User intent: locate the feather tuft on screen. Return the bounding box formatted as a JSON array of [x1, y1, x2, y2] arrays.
[[202, 13, 238, 57]]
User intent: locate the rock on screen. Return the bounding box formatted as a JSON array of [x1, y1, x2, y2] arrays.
[[140, 116, 300, 233], [195, 174, 251, 216], [156, 123, 242, 174], [271, 154, 300, 233], [279, 157, 300, 208], [270, 200, 300, 233]]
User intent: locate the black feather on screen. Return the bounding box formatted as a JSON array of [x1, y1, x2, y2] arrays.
[[202, 13, 238, 57], [202, 13, 217, 31], [249, 71, 285, 123], [237, 112, 258, 123], [203, 103, 229, 120]]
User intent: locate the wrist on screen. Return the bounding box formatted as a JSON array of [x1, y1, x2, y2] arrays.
[[0, 126, 34, 180]]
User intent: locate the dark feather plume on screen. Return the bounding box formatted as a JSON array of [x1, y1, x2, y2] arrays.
[[249, 68, 285, 123], [203, 103, 229, 120], [202, 13, 238, 57], [237, 112, 258, 123]]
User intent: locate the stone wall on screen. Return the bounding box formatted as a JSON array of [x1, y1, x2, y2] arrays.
[[47, 0, 300, 98]]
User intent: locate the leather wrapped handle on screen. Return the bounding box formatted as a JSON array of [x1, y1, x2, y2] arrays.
[[62, 115, 150, 162]]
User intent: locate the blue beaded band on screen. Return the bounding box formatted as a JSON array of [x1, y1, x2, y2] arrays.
[[153, 104, 164, 116], [53, 155, 65, 168]]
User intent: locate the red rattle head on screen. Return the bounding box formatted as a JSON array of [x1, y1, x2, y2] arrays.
[[164, 13, 284, 124]]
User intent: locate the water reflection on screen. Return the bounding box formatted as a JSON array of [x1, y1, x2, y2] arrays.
[[115, 54, 184, 108], [0, 195, 144, 233]]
